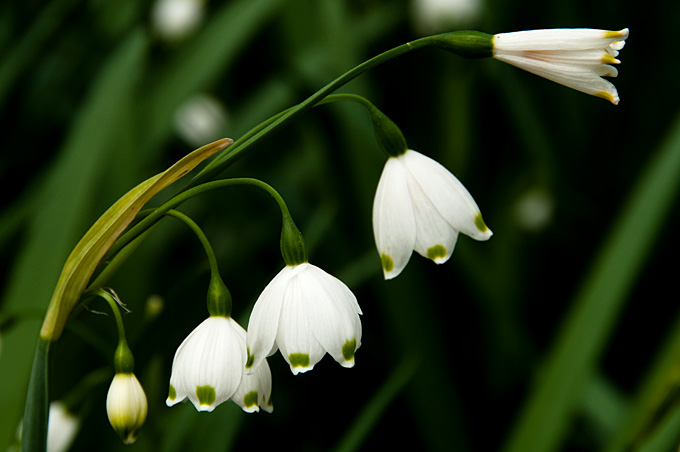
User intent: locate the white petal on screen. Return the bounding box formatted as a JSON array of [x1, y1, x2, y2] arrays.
[[231, 329, 274, 413], [47, 402, 80, 452], [299, 265, 362, 368], [245, 267, 291, 373], [167, 317, 244, 412], [494, 28, 628, 52], [494, 53, 620, 103], [402, 150, 492, 241], [276, 264, 326, 374], [373, 156, 417, 279], [405, 172, 460, 263]]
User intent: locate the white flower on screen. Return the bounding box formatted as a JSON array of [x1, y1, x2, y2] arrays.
[[492, 28, 629, 104], [373, 149, 492, 279], [412, 0, 482, 34], [167, 316, 273, 413], [106, 373, 147, 445], [246, 263, 362, 375], [152, 0, 204, 41], [47, 402, 80, 452]]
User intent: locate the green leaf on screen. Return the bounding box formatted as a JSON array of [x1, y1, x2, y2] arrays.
[[41, 137, 231, 342], [20, 339, 50, 452], [501, 108, 680, 452]]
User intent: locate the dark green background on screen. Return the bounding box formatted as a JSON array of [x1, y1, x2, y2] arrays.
[[1, 1, 676, 451]]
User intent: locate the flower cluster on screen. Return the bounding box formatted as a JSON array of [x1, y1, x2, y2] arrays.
[[62, 25, 628, 447]]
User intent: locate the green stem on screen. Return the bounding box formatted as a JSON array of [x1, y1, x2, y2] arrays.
[[165, 209, 233, 317], [166, 210, 222, 289], [103, 179, 292, 265], [89, 288, 134, 373], [189, 36, 433, 183], [98, 31, 490, 282], [318, 93, 408, 157]]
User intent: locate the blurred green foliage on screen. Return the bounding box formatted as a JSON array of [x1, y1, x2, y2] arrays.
[[1, 0, 678, 451]]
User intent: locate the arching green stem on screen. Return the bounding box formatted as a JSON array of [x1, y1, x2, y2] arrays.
[[88, 288, 134, 374], [318, 93, 408, 157], [165, 210, 233, 317], [98, 178, 304, 288]]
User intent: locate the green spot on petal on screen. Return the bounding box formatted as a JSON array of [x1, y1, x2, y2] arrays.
[[426, 245, 446, 261], [474, 213, 488, 232], [245, 349, 254, 369], [381, 254, 394, 273], [289, 353, 310, 368], [244, 391, 259, 408], [342, 339, 356, 361], [168, 384, 176, 401], [196, 385, 216, 406]]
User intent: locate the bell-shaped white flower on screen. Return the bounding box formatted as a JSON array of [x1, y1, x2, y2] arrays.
[[373, 149, 492, 280], [106, 373, 147, 445], [166, 316, 273, 413], [47, 402, 80, 452], [246, 263, 362, 375], [492, 28, 629, 104]]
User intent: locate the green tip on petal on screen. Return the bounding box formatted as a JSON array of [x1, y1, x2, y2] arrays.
[[244, 391, 259, 408], [342, 339, 356, 362], [381, 253, 394, 273], [196, 385, 216, 407], [474, 213, 488, 233], [168, 384, 176, 401], [245, 349, 255, 369], [426, 245, 447, 261], [289, 353, 311, 369]]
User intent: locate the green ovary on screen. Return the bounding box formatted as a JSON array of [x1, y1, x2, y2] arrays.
[[426, 245, 446, 261], [196, 385, 216, 406], [289, 353, 310, 368]]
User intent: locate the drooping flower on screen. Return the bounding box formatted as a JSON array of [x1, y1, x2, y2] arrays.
[[373, 149, 492, 279], [166, 316, 273, 413], [47, 402, 80, 452], [246, 263, 362, 375], [106, 373, 147, 445], [492, 28, 629, 104]]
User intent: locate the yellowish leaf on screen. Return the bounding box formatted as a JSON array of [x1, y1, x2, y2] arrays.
[[41, 138, 232, 341]]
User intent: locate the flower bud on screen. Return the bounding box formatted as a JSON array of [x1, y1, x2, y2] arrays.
[[106, 373, 147, 445]]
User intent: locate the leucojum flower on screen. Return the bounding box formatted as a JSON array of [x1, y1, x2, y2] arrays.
[[373, 149, 492, 279], [246, 263, 363, 375], [167, 316, 273, 412], [492, 28, 629, 104], [165, 209, 273, 413]]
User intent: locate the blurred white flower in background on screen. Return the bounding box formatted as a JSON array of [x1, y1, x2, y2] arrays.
[[47, 402, 80, 452], [411, 0, 482, 34], [11, 401, 81, 452], [173, 94, 229, 147], [513, 188, 555, 232], [152, 0, 205, 42]]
